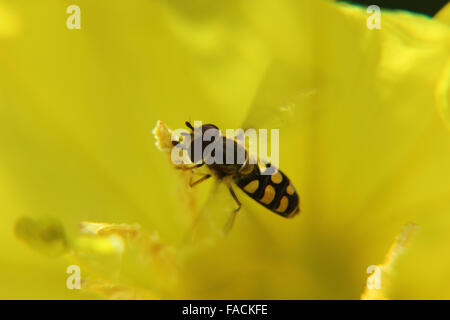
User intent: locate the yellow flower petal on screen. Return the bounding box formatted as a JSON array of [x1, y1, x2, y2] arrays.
[[2, 0, 450, 299], [435, 2, 450, 24], [361, 223, 416, 300], [0, 2, 21, 38]]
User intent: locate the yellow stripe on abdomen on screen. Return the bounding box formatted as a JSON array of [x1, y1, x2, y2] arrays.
[[260, 185, 276, 204], [243, 180, 259, 194]]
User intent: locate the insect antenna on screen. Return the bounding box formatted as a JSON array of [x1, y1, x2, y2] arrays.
[[185, 121, 194, 131]]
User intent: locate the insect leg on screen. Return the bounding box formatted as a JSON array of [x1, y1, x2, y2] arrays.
[[222, 186, 241, 235], [189, 174, 211, 187], [228, 186, 241, 213], [174, 163, 204, 171]]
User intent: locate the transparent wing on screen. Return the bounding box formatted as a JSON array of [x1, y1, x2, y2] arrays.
[[238, 59, 318, 172], [241, 60, 318, 131], [180, 179, 276, 251], [180, 62, 315, 247], [181, 180, 238, 247]]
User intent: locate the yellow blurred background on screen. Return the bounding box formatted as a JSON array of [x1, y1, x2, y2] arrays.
[[0, 0, 449, 299]]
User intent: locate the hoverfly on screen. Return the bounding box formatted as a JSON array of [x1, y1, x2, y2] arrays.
[[172, 121, 300, 232]]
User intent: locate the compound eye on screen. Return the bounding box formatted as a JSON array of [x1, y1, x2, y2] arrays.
[[201, 125, 220, 139], [202, 130, 222, 150], [187, 138, 204, 163], [202, 124, 219, 132]]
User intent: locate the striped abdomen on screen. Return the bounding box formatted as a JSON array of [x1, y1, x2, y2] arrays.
[[234, 163, 300, 218]]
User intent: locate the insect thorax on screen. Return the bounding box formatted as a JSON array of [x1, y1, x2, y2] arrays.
[[188, 134, 250, 179]]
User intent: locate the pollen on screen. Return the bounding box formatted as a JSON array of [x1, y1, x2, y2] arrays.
[[152, 120, 174, 153]]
